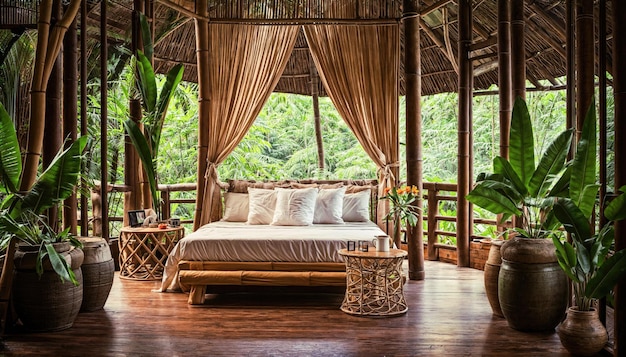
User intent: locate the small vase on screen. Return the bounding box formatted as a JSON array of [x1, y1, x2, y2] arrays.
[[557, 307, 608, 356]]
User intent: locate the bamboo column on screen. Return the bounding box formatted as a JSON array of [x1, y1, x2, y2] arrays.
[[457, 0, 472, 267], [511, 0, 525, 100], [19, 0, 81, 191], [63, 16, 78, 234], [193, 0, 210, 231], [404, 0, 425, 280], [566, 0, 575, 138], [43, 0, 63, 231], [80, 0, 88, 235], [597, 0, 607, 325], [100, 0, 109, 240], [575, 0, 594, 139], [124, 0, 145, 227], [310, 58, 325, 175], [612, 0, 626, 354], [498, 0, 512, 159]]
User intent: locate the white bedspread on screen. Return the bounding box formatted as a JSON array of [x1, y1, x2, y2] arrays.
[[158, 221, 387, 291]]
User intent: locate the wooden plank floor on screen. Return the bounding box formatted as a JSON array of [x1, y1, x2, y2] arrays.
[[0, 260, 586, 356]]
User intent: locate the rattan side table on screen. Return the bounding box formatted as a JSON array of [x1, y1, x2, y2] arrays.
[[338, 248, 408, 316], [119, 226, 184, 281]]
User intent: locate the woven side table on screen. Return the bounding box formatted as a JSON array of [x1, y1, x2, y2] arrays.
[[338, 248, 408, 317], [119, 226, 184, 281]]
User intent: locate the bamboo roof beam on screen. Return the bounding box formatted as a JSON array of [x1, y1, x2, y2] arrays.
[[525, 17, 566, 58], [527, 0, 566, 41], [470, 36, 498, 52], [419, 18, 458, 74], [419, 0, 454, 16]]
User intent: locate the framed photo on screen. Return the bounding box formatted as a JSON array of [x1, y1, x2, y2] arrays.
[[128, 210, 146, 227]]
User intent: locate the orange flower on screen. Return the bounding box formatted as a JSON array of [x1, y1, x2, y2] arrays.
[[411, 186, 419, 195], [384, 187, 391, 195]]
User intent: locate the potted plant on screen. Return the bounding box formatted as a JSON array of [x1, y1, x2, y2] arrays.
[[466, 97, 571, 331], [0, 102, 88, 331], [381, 185, 421, 248], [550, 103, 626, 356]]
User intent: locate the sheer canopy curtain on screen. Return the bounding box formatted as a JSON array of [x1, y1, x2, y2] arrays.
[[304, 24, 400, 226], [194, 24, 299, 229]]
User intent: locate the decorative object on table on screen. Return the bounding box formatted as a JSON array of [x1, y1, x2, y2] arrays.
[[77, 237, 114, 312], [466, 97, 571, 331], [128, 210, 146, 227], [358, 240, 369, 252], [347, 241, 356, 251], [372, 235, 391, 252], [381, 185, 420, 248], [549, 102, 626, 356], [158, 223, 168, 229], [169, 217, 181, 227]]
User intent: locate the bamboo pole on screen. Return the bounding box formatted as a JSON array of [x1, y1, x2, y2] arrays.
[[511, 0, 525, 100], [63, 15, 78, 235], [612, 0, 626, 353], [193, 0, 210, 231], [575, 0, 594, 139], [20, 0, 82, 191], [80, 0, 88, 236], [566, 0, 575, 151], [456, 0, 472, 268], [498, 0, 512, 159], [404, 0, 425, 280], [100, 0, 109, 240], [598, 0, 607, 326], [309, 59, 325, 175]]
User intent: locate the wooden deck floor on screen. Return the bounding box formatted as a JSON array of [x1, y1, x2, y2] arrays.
[[0, 260, 585, 356]]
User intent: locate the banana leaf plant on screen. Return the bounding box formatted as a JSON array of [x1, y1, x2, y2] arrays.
[[124, 13, 184, 220], [466, 97, 573, 239], [551, 101, 626, 311], [0, 102, 87, 285]]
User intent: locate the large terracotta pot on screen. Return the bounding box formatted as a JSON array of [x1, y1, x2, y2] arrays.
[[498, 237, 568, 331], [483, 239, 504, 317], [13, 242, 84, 332], [557, 307, 608, 356]]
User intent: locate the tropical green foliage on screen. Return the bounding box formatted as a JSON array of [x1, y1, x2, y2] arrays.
[[551, 102, 626, 311], [466, 97, 573, 239], [0, 102, 87, 285]]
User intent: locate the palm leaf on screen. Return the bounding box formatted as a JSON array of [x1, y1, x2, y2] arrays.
[[553, 198, 592, 243], [586, 249, 626, 299], [528, 128, 573, 197], [493, 157, 527, 196], [466, 184, 521, 216], [0, 102, 22, 193], [124, 119, 159, 211], [136, 50, 157, 113], [569, 101, 597, 215], [152, 63, 184, 157], [509, 97, 535, 186], [21, 136, 87, 214], [45, 243, 78, 285], [552, 236, 578, 282], [605, 185, 626, 221], [138, 13, 153, 61]]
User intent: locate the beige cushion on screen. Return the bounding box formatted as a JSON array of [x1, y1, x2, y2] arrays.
[[313, 187, 346, 224], [342, 190, 370, 222], [221, 193, 249, 222], [271, 188, 319, 226], [246, 188, 277, 225]]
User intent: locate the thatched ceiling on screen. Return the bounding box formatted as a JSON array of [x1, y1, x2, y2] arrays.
[[2, 0, 614, 97]]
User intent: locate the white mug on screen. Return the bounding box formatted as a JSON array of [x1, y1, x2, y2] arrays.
[[372, 235, 391, 252]]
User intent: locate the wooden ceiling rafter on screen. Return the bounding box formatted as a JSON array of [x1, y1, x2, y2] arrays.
[[440, 7, 458, 74], [419, 17, 458, 74]]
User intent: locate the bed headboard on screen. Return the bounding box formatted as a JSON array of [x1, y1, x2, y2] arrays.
[[225, 179, 379, 221]]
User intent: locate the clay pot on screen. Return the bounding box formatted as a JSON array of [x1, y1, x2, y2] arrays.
[[557, 307, 608, 356], [483, 239, 504, 317], [498, 237, 568, 331]]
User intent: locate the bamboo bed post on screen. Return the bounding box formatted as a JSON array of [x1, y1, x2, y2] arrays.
[[575, 0, 594, 140], [511, 0, 525, 100], [612, 0, 626, 353], [404, 0, 425, 280], [193, 0, 210, 231], [456, 0, 472, 268], [100, 0, 109, 240], [63, 16, 78, 235]]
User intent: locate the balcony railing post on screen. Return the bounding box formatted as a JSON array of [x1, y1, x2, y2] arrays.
[[427, 183, 439, 260]]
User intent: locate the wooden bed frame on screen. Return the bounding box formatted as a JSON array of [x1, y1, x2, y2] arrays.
[[174, 179, 379, 305]]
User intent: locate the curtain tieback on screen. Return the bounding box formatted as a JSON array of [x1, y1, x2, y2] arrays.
[[378, 161, 400, 185]]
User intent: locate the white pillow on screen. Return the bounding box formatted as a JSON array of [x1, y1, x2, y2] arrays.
[[313, 186, 346, 224], [246, 188, 277, 225], [221, 192, 249, 222], [342, 190, 370, 222], [271, 188, 318, 226]]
